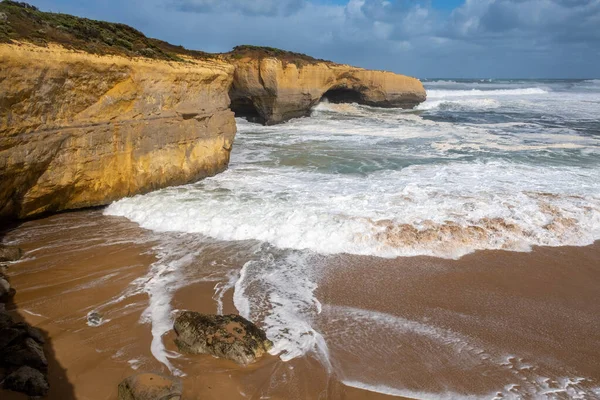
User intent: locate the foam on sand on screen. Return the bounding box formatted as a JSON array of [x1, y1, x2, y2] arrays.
[[103, 77, 600, 387], [342, 380, 483, 400], [323, 305, 600, 399], [232, 248, 331, 367]]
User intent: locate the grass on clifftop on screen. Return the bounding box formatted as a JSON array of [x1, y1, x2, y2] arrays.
[[227, 45, 331, 66], [0, 1, 213, 61], [0, 1, 331, 65]]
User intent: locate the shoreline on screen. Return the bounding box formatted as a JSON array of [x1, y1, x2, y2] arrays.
[[1, 209, 599, 399], [1, 3, 598, 400]]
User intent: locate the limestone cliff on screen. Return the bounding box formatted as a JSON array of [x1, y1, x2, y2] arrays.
[[228, 54, 426, 125], [0, 3, 426, 221], [0, 43, 236, 220]]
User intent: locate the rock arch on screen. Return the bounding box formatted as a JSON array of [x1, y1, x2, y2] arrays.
[[320, 87, 365, 104], [228, 58, 426, 125], [229, 94, 265, 124]]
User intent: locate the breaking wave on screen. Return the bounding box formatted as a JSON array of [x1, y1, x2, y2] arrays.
[[105, 160, 600, 260], [416, 98, 501, 111], [104, 77, 600, 376], [427, 87, 548, 98]]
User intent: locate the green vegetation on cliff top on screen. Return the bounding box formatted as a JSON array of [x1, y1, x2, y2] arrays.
[[228, 45, 329, 66], [0, 1, 330, 64]]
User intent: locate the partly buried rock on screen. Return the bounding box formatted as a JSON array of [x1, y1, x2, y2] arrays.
[[0, 277, 14, 302], [118, 373, 182, 400], [2, 322, 46, 347], [2, 366, 49, 397], [0, 245, 23, 263], [173, 312, 273, 365], [86, 311, 103, 327], [0, 307, 12, 328], [1, 337, 48, 370]]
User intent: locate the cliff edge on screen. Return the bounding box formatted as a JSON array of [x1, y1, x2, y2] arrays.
[[0, 42, 236, 220], [228, 46, 426, 125], [0, 1, 425, 221]]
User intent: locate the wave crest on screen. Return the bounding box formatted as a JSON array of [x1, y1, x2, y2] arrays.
[[105, 162, 600, 260], [428, 87, 548, 98]]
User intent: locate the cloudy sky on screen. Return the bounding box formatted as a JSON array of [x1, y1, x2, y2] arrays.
[[26, 0, 600, 78]]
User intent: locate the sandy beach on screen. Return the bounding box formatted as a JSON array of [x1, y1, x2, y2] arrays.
[[1, 2, 600, 399], [1, 209, 598, 399]]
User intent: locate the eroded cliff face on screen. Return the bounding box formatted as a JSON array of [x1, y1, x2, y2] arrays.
[[0, 41, 426, 221], [229, 57, 426, 125], [0, 43, 236, 220]]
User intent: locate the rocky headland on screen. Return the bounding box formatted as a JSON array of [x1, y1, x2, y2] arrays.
[[228, 46, 426, 125], [0, 1, 426, 222]]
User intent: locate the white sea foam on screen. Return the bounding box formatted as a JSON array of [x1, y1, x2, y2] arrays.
[[343, 371, 599, 399], [133, 238, 212, 375], [128, 359, 142, 370], [86, 235, 206, 374], [427, 87, 549, 98], [417, 98, 501, 111], [103, 80, 600, 378], [343, 380, 484, 400], [582, 79, 600, 85], [105, 160, 600, 259], [213, 270, 238, 315], [233, 249, 330, 365], [22, 309, 45, 318]]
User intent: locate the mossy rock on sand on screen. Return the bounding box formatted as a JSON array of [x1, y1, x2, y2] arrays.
[[173, 312, 273, 365]]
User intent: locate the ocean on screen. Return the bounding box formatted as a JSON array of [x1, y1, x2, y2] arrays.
[[108, 79, 600, 258], [5, 79, 599, 399]]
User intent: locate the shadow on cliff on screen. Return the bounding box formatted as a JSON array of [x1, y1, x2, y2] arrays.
[[0, 226, 77, 400]]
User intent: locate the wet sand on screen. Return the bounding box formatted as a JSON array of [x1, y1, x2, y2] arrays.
[[1, 209, 599, 399]]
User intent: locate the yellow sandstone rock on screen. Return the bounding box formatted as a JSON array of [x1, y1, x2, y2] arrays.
[[0, 43, 236, 220], [229, 57, 426, 124], [0, 43, 426, 221]]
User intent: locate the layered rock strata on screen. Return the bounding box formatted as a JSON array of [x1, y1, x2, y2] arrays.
[[229, 57, 426, 125], [1, 43, 425, 221], [0, 5, 426, 221], [0, 43, 236, 220]]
